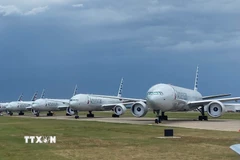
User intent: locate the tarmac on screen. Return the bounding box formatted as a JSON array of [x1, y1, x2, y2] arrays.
[[10, 114, 240, 132]]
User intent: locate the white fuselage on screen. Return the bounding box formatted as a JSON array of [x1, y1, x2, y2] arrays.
[[146, 83, 202, 112], [31, 98, 69, 111], [0, 103, 8, 112], [6, 101, 34, 112], [70, 94, 122, 111]]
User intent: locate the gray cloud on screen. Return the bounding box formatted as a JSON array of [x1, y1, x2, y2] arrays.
[[72, 4, 83, 8], [1, 0, 240, 100], [0, 5, 49, 16]]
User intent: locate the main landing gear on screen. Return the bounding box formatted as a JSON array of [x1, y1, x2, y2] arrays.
[[8, 111, 13, 116], [198, 106, 208, 121], [74, 110, 79, 119], [18, 111, 24, 116], [154, 110, 168, 124], [112, 114, 120, 118], [47, 111, 53, 116], [87, 111, 94, 118]]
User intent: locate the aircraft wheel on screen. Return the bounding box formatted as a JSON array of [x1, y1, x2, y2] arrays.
[[112, 114, 119, 118], [75, 115, 79, 119]]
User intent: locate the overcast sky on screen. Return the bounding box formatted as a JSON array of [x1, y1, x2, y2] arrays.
[[0, 0, 240, 101]]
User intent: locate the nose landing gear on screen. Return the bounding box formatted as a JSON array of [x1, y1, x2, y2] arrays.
[[154, 110, 168, 123]]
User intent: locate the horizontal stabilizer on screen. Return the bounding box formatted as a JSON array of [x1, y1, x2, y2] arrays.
[[202, 93, 231, 100], [230, 144, 240, 155]]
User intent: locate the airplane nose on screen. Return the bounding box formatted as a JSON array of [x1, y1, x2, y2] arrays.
[[69, 101, 77, 107], [146, 95, 161, 109], [32, 104, 39, 109]]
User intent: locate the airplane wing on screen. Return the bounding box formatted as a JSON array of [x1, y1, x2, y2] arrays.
[[93, 95, 146, 103], [202, 93, 231, 100], [230, 144, 240, 155], [26, 106, 32, 111], [101, 102, 137, 110], [48, 99, 70, 104], [188, 97, 240, 109], [57, 105, 69, 109]]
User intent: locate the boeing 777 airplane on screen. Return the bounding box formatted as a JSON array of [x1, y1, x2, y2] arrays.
[[30, 86, 77, 117], [6, 92, 37, 116], [69, 78, 136, 119], [93, 67, 240, 123]]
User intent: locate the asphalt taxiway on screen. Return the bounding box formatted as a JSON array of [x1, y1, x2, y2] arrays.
[[9, 115, 240, 132]]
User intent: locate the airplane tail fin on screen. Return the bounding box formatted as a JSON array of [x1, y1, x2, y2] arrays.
[[73, 85, 78, 96], [31, 91, 38, 101], [194, 66, 199, 91], [40, 89, 45, 98], [117, 78, 124, 97], [18, 93, 23, 101]]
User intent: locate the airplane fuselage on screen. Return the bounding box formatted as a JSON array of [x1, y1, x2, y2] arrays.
[[70, 94, 123, 111], [0, 103, 8, 112], [146, 83, 202, 112], [6, 101, 33, 112], [32, 98, 69, 111]]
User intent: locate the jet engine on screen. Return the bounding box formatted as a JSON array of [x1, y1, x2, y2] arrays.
[[113, 104, 127, 116], [66, 107, 74, 116], [206, 101, 226, 118], [31, 109, 38, 115], [131, 101, 148, 117]]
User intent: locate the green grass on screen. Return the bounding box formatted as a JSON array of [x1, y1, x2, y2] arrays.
[[0, 116, 239, 160]]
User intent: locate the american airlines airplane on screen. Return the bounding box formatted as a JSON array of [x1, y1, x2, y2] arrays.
[[30, 86, 77, 117], [69, 78, 135, 119], [0, 94, 24, 114], [6, 92, 37, 116], [93, 67, 240, 123]]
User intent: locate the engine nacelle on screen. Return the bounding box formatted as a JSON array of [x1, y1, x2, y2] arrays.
[[31, 109, 38, 115], [113, 104, 127, 116], [131, 101, 148, 117], [66, 107, 74, 115], [206, 101, 226, 118]]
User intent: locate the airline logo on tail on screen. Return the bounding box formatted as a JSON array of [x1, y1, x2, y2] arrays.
[[194, 66, 199, 91], [41, 89, 45, 98], [73, 85, 78, 96], [117, 78, 124, 97], [18, 93, 23, 101], [32, 92, 38, 101]]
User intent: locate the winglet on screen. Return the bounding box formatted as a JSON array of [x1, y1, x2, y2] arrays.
[[117, 78, 124, 97], [40, 89, 45, 98], [18, 93, 23, 101], [73, 85, 78, 96], [194, 66, 199, 91], [31, 91, 38, 101]]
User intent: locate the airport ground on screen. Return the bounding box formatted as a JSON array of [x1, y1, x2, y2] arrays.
[[0, 111, 240, 160]]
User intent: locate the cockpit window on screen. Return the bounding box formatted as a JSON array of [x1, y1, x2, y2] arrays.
[[70, 99, 78, 101], [147, 91, 164, 95]]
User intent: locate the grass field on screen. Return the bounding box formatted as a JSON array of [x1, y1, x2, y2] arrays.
[[0, 115, 239, 160]]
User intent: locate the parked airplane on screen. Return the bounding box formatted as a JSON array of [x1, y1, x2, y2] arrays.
[[0, 103, 9, 113], [30, 86, 77, 117], [6, 92, 37, 116], [230, 144, 240, 155], [93, 67, 240, 123], [69, 78, 135, 119]]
